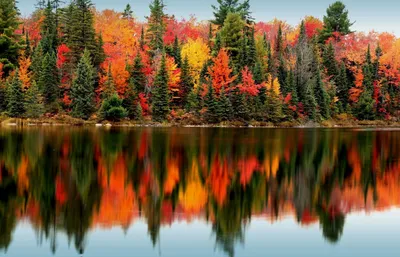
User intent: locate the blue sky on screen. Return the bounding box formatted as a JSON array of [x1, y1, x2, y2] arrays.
[[18, 0, 400, 36]]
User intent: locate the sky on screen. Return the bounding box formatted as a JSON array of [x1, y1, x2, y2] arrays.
[[17, 0, 400, 36]]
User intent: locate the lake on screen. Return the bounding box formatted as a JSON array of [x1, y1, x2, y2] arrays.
[[1, 127, 400, 257]]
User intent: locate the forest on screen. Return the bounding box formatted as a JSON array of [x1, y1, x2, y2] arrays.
[[0, 0, 400, 124]]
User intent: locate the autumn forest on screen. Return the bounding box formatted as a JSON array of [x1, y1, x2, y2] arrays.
[[1, 0, 400, 124]]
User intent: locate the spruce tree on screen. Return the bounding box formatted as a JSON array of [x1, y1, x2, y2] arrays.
[[265, 91, 284, 123], [303, 80, 317, 120], [7, 70, 25, 117], [286, 69, 298, 104], [99, 94, 127, 121], [31, 42, 43, 81], [336, 62, 349, 111], [246, 27, 257, 68], [212, 0, 252, 26], [130, 53, 147, 93], [354, 56, 375, 120], [172, 36, 182, 67], [205, 83, 221, 123], [253, 61, 264, 84], [180, 56, 194, 105], [139, 26, 146, 51], [314, 68, 330, 119], [24, 33, 32, 58], [38, 51, 59, 110], [147, 0, 166, 53], [213, 32, 222, 57], [219, 87, 233, 121], [186, 88, 201, 114], [70, 49, 96, 120], [24, 81, 45, 118], [41, 1, 58, 53], [122, 4, 133, 19], [0, 0, 22, 75], [152, 54, 170, 122], [320, 1, 354, 42], [0, 81, 7, 112], [220, 12, 245, 66], [322, 42, 338, 80], [122, 79, 138, 120], [102, 65, 116, 100]]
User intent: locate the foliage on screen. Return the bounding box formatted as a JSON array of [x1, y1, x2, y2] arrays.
[[152, 54, 170, 122], [99, 94, 127, 121]]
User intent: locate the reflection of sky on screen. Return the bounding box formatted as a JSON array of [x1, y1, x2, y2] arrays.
[[6, 209, 400, 257], [17, 0, 400, 36]]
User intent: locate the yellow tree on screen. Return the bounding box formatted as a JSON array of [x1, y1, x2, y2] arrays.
[[18, 56, 32, 90], [181, 38, 210, 87]]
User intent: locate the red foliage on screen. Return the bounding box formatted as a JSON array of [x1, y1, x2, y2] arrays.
[[237, 67, 259, 96], [139, 93, 150, 115], [208, 49, 237, 94]]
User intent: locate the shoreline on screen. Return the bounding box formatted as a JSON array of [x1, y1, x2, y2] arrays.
[[2, 116, 400, 129]]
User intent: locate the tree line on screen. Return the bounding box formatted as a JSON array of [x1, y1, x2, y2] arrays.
[[0, 0, 397, 123]]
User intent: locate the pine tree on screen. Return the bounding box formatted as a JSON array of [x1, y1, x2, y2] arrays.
[[0, 81, 7, 112], [0, 0, 22, 75], [24, 33, 32, 58], [147, 0, 166, 53], [265, 91, 283, 123], [38, 51, 59, 110], [24, 81, 45, 118], [122, 4, 133, 19], [205, 83, 220, 123], [135, 102, 143, 121], [122, 79, 138, 119], [31, 42, 43, 81], [286, 69, 298, 103], [354, 53, 375, 120], [219, 87, 233, 121], [7, 70, 25, 117], [212, 0, 252, 27], [253, 60, 264, 84], [314, 68, 330, 119], [274, 24, 283, 56], [41, 1, 58, 53], [180, 56, 194, 105], [172, 36, 182, 67], [208, 23, 213, 48], [152, 54, 170, 122], [336, 62, 349, 111], [102, 65, 116, 100], [322, 42, 338, 80], [130, 53, 147, 93], [139, 26, 146, 50], [277, 55, 287, 94], [246, 27, 257, 69], [70, 49, 96, 119], [186, 88, 201, 114], [213, 32, 222, 57], [67, 0, 99, 66], [303, 80, 317, 120], [320, 1, 354, 42], [220, 12, 245, 66]]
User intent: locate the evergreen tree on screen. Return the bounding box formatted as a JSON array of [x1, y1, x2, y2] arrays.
[[139, 26, 146, 50], [41, 1, 58, 53], [220, 12, 245, 66], [208, 23, 213, 48], [70, 49, 96, 119], [274, 24, 283, 56], [314, 68, 330, 119], [35, 0, 46, 9], [152, 54, 170, 122], [31, 42, 43, 81], [185, 88, 201, 114], [257, 84, 267, 105], [303, 80, 317, 120], [253, 61, 264, 84], [38, 52, 59, 110], [286, 69, 298, 103], [0, 0, 22, 75], [99, 94, 127, 121], [213, 32, 222, 57], [67, 0, 99, 66], [7, 70, 25, 117], [212, 0, 252, 26], [130, 53, 147, 93], [147, 0, 166, 53], [180, 56, 194, 105], [24, 33, 32, 58], [277, 55, 287, 94], [320, 1, 354, 42], [265, 91, 283, 123], [336, 62, 349, 111], [172, 36, 182, 67], [205, 83, 220, 123], [266, 41, 274, 75], [135, 102, 143, 121], [354, 52, 375, 120], [0, 81, 7, 112], [219, 87, 233, 121], [246, 27, 257, 68], [122, 4, 133, 19], [122, 79, 138, 120], [322, 42, 338, 79], [24, 81, 45, 118], [102, 65, 116, 100]]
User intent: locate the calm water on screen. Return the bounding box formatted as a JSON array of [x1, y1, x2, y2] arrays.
[[1, 127, 400, 257]]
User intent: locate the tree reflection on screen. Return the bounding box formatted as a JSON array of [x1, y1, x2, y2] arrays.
[[0, 127, 400, 255]]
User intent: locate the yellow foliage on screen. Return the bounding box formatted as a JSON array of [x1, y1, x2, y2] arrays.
[[181, 38, 210, 87], [179, 161, 207, 213], [18, 56, 32, 90], [265, 74, 280, 95]]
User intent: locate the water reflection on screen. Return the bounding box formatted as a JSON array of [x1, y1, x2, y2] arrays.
[[0, 127, 400, 256]]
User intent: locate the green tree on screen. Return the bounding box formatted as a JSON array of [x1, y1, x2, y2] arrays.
[[265, 91, 284, 123], [152, 54, 170, 122], [122, 4, 133, 19], [99, 94, 127, 121], [322, 42, 338, 79], [336, 62, 349, 111], [220, 12, 245, 66], [7, 70, 25, 117], [41, 1, 58, 53], [0, 0, 22, 75], [180, 56, 194, 105], [314, 68, 330, 119], [253, 60, 264, 85], [185, 87, 201, 114], [24, 81, 45, 118], [70, 49, 95, 119], [130, 53, 147, 93], [147, 0, 166, 53], [213, 32, 222, 57], [0, 81, 7, 112], [101, 65, 116, 100], [320, 1, 354, 42], [219, 87, 233, 121], [205, 83, 221, 123], [122, 79, 138, 120], [172, 35, 182, 67], [38, 51, 59, 110], [353, 58, 375, 120], [212, 0, 252, 26], [31, 41, 43, 81]]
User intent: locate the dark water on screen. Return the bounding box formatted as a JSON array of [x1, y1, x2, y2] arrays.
[[1, 127, 400, 257]]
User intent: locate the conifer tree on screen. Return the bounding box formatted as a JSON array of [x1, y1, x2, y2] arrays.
[[24, 33, 32, 58], [219, 87, 233, 121], [0, 0, 22, 74], [186, 88, 202, 114], [38, 51, 59, 109], [212, 0, 252, 27], [135, 102, 143, 121], [320, 1, 354, 42], [246, 27, 257, 68], [122, 4, 133, 19], [322, 42, 338, 80], [180, 56, 194, 105], [213, 32, 222, 57], [265, 91, 283, 123], [336, 62, 349, 111], [0, 81, 7, 112], [7, 70, 25, 117], [31, 42, 43, 81], [130, 53, 147, 93], [152, 54, 170, 121], [24, 81, 45, 118], [314, 68, 330, 119], [220, 12, 244, 65], [205, 82, 221, 123], [70, 49, 96, 119], [208, 23, 213, 48], [172, 36, 182, 67], [99, 94, 127, 121], [274, 24, 283, 56], [122, 78, 138, 120], [41, 1, 58, 53], [286, 69, 298, 103], [253, 61, 264, 84], [102, 65, 116, 100], [147, 0, 166, 53], [139, 26, 146, 50], [303, 80, 317, 120]]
